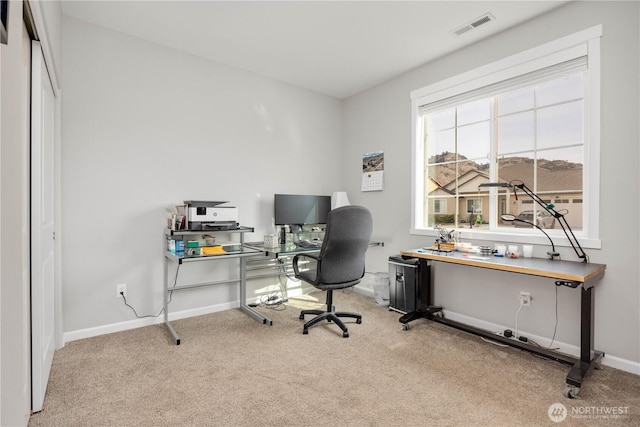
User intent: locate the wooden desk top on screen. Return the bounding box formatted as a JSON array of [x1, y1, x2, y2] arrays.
[[400, 249, 606, 286]]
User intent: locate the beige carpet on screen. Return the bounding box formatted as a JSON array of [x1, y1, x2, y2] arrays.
[[29, 291, 639, 426]]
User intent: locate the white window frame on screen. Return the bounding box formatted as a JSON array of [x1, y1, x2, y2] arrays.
[[410, 26, 602, 249]]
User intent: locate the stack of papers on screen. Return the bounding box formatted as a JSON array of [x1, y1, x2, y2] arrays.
[[202, 246, 227, 256]]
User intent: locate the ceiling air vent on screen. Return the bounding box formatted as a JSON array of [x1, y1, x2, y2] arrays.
[[452, 13, 495, 36]]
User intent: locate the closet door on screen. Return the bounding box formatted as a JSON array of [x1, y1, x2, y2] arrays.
[[31, 40, 55, 413]]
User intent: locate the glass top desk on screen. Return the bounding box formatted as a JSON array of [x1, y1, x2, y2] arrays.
[[244, 242, 321, 257], [164, 239, 384, 345], [244, 241, 384, 257], [163, 227, 268, 345], [399, 248, 606, 398]]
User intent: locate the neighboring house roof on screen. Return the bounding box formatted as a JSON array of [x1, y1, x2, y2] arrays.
[[429, 177, 455, 196]]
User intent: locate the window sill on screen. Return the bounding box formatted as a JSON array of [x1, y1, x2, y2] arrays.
[[410, 227, 601, 250]]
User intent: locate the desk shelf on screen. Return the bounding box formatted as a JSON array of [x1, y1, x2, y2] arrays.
[[165, 225, 255, 237], [165, 246, 262, 264]]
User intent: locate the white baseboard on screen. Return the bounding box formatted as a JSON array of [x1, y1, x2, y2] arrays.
[[598, 354, 640, 375], [63, 301, 238, 343], [353, 283, 374, 297]]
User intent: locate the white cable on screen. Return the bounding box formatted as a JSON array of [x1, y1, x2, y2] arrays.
[[481, 336, 510, 347], [548, 285, 559, 349], [514, 300, 524, 339]]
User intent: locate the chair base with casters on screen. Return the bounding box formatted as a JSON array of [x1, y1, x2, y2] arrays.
[[299, 289, 361, 338]]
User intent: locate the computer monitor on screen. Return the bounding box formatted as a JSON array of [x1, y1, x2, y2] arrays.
[[274, 194, 331, 226]]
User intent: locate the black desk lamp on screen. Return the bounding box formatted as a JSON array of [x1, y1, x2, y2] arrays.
[[500, 214, 559, 260], [479, 180, 588, 263]]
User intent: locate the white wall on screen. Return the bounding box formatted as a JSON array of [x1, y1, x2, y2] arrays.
[[345, 1, 640, 371], [61, 17, 343, 335]]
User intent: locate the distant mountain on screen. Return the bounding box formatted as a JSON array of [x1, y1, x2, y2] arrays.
[[498, 156, 582, 171], [429, 152, 487, 185]]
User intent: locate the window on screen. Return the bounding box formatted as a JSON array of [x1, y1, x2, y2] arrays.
[[411, 27, 601, 248], [466, 199, 482, 214], [433, 199, 446, 214]]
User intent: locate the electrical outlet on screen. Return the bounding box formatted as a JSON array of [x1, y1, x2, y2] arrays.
[[519, 291, 531, 307], [116, 284, 127, 298]]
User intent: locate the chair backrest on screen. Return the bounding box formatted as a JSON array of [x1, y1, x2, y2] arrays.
[[316, 205, 373, 285]]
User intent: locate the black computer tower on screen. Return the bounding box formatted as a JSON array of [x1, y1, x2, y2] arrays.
[[388, 256, 420, 314]]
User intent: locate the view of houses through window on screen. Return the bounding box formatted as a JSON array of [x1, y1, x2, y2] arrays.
[[423, 71, 585, 232]]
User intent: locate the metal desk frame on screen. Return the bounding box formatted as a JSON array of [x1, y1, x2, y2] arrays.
[[163, 227, 272, 345], [399, 249, 606, 399]]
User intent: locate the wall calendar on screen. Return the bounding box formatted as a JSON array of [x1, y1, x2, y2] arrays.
[[361, 151, 384, 192]]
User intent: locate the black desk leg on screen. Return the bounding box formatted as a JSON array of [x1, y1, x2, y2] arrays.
[[564, 285, 604, 398]]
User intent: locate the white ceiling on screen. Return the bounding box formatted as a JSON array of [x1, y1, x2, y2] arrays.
[[60, 1, 570, 99]]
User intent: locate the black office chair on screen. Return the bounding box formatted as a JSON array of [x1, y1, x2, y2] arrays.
[[292, 205, 373, 338]]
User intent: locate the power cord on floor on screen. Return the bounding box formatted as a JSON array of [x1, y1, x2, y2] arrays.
[[248, 293, 287, 311], [480, 336, 511, 348], [248, 261, 289, 311], [481, 297, 530, 348], [262, 293, 287, 311], [251, 259, 292, 311]]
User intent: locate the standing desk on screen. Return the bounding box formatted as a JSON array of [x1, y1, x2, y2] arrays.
[[399, 249, 606, 398]]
